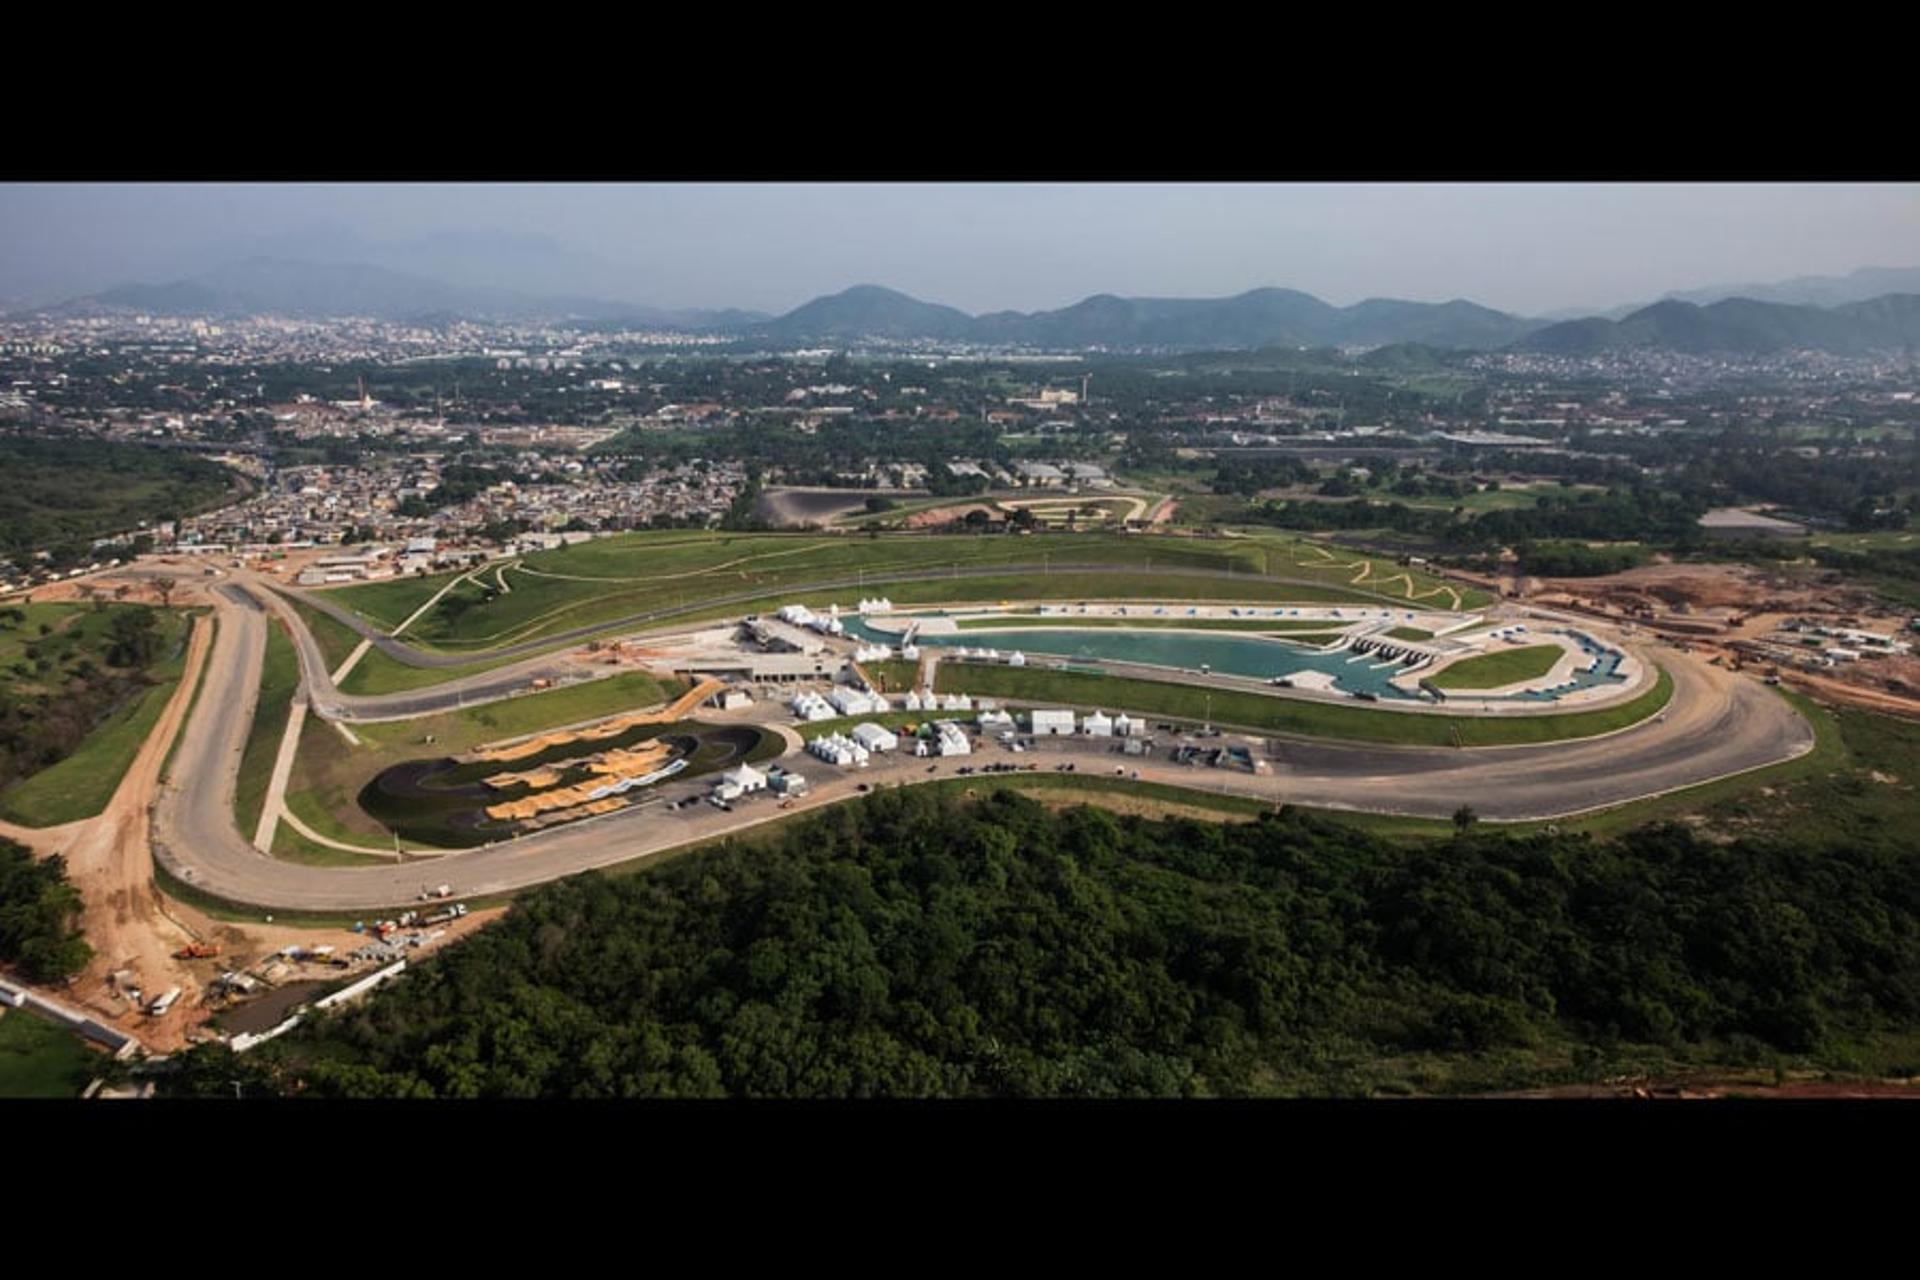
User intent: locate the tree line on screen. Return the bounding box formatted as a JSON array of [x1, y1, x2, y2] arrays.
[[0, 839, 92, 983], [166, 787, 1920, 1098]]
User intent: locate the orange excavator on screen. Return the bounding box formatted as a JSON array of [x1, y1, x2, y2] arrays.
[[173, 942, 221, 960]]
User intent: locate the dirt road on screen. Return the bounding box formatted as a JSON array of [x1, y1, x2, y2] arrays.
[[51, 610, 215, 1050]]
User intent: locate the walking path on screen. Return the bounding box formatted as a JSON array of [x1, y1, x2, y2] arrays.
[[252, 699, 308, 852]]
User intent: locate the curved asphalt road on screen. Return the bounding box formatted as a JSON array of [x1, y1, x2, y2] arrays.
[[150, 577, 1817, 912]]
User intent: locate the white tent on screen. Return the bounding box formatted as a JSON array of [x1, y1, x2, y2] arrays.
[[851, 723, 899, 753]]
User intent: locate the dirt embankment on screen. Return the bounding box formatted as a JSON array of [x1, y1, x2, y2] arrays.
[[756, 488, 930, 528], [54, 612, 215, 1051]]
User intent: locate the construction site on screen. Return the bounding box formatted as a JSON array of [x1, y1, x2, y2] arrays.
[[1462, 559, 1920, 722]]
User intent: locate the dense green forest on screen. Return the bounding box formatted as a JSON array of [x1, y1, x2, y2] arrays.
[[0, 433, 241, 561], [169, 788, 1920, 1098], [0, 840, 92, 983]]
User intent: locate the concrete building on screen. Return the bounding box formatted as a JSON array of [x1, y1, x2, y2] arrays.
[[1698, 508, 1809, 539]]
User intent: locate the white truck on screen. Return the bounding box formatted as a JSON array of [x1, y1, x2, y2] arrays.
[[147, 986, 183, 1017]]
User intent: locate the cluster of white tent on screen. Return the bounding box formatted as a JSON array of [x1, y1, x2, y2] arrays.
[[902, 689, 972, 712], [811, 717, 976, 766], [1026, 709, 1140, 738], [924, 722, 971, 757], [809, 732, 872, 767], [776, 603, 845, 636], [828, 687, 888, 716], [950, 647, 1026, 667], [851, 644, 893, 663], [856, 597, 894, 614], [789, 691, 837, 722]]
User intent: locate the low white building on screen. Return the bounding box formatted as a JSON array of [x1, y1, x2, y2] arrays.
[[934, 721, 972, 756], [850, 722, 899, 753], [790, 691, 837, 722], [828, 687, 887, 716], [977, 709, 1015, 733], [809, 732, 871, 767], [714, 763, 768, 800], [1030, 709, 1076, 736]]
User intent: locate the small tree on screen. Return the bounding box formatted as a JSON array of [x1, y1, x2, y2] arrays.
[[1452, 804, 1478, 833], [152, 576, 177, 610]]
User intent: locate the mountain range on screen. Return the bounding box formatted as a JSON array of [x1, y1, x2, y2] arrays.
[[46, 258, 765, 331], [755, 284, 1543, 350], [1515, 294, 1920, 356], [28, 258, 1920, 357]]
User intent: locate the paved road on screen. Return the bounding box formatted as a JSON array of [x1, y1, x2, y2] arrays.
[[149, 579, 1816, 913]]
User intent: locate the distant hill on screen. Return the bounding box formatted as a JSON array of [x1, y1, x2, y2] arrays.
[[757, 285, 977, 340], [44, 258, 759, 330], [1662, 265, 1920, 309], [1515, 294, 1920, 355], [759, 285, 1546, 351]]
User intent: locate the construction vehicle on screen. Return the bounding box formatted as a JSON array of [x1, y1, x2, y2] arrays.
[[173, 941, 221, 960], [421, 903, 469, 926]]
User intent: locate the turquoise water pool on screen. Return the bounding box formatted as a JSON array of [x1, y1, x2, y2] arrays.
[[842, 618, 1629, 702]]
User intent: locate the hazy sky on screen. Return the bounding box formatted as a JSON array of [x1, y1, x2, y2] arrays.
[[2, 183, 1916, 316]]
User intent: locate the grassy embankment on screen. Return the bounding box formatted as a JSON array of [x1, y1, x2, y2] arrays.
[[1429, 643, 1566, 690], [0, 606, 193, 826], [0, 1008, 102, 1098], [329, 531, 1486, 660], [233, 618, 300, 838]]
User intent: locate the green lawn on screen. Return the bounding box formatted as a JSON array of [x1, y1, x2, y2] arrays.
[[0, 609, 192, 827], [233, 618, 300, 838], [318, 571, 465, 633], [1386, 626, 1434, 641], [1401, 483, 1606, 515], [286, 596, 364, 673], [1430, 644, 1565, 690], [351, 670, 682, 756], [337, 645, 537, 696], [0, 1008, 101, 1098], [333, 571, 1400, 695], [928, 662, 1675, 748], [325, 530, 1482, 657], [272, 796, 398, 866]]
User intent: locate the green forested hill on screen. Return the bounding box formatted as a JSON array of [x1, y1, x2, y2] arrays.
[[0, 434, 240, 558], [182, 789, 1920, 1098]]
